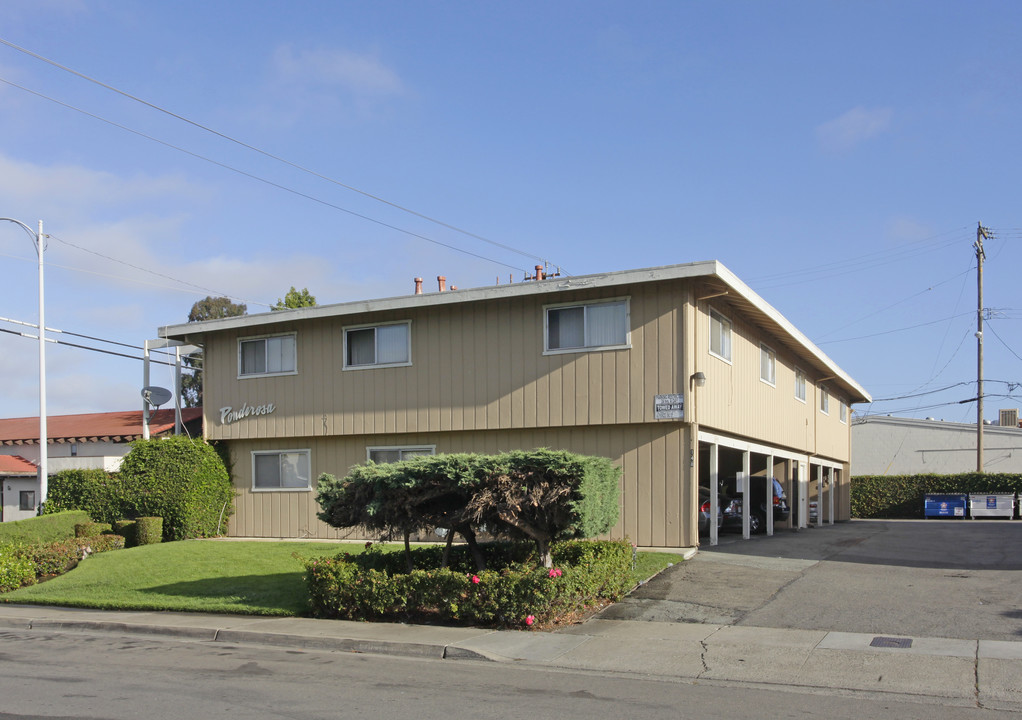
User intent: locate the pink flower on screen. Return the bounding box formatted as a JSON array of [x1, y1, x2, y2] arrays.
[[548, 568, 562, 578], [471, 575, 480, 584], [525, 615, 535, 626]]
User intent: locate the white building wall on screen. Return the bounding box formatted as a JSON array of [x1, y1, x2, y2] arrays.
[[852, 416, 1022, 475], [1, 478, 39, 523]]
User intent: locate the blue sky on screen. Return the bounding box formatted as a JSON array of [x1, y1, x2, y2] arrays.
[[1, 1, 1021, 425]]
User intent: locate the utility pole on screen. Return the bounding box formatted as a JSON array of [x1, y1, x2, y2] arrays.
[[975, 222, 990, 473]]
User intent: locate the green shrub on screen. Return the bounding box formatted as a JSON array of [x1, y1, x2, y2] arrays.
[[74, 522, 102, 538], [17, 535, 125, 579], [303, 539, 633, 628], [113, 520, 138, 547], [0, 543, 37, 592], [116, 436, 234, 541], [0, 511, 92, 544], [135, 517, 163, 546], [43, 470, 126, 524], [317, 449, 621, 569], [851, 473, 1022, 518]]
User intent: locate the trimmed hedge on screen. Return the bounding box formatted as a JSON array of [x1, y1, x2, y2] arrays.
[[44, 469, 126, 524], [851, 473, 1022, 518], [45, 436, 235, 542], [0, 511, 92, 545], [303, 539, 633, 628], [135, 517, 163, 546], [0, 534, 125, 591]]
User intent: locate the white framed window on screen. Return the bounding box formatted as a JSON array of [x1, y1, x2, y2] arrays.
[[344, 321, 411, 369], [19, 490, 35, 511], [239, 333, 297, 378], [839, 400, 847, 423], [252, 449, 311, 491], [759, 344, 776, 386], [544, 298, 629, 354], [820, 386, 830, 414], [709, 308, 732, 363], [367, 445, 436, 463], [794, 367, 807, 403]]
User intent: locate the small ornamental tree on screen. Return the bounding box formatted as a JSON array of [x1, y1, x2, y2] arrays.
[[466, 450, 621, 567], [316, 449, 621, 569]]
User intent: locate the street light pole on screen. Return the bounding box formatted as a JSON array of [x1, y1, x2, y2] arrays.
[[1, 218, 47, 507]]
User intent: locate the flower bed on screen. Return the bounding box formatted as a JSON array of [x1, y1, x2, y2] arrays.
[[302, 539, 633, 629]]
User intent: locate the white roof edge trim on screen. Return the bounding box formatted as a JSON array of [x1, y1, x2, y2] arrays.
[[712, 264, 871, 404]]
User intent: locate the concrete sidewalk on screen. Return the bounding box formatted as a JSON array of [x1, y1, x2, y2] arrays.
[[0, 603, 1019, 712]]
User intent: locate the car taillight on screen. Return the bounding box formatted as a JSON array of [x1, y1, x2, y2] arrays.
[[773, 496, 780, 506], [700, 501, 710, 512]]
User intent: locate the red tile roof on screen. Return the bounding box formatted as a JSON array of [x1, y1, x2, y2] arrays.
[[0, 408, 203, 445], [0, 455, 37, 475]]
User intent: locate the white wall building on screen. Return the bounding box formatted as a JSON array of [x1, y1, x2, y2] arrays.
[[851, 414, 1022, 475]]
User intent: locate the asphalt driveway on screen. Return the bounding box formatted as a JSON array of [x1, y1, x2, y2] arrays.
[[602, 519, 1022, 642]]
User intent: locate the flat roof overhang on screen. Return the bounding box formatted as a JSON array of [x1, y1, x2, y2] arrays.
[[160, 260, 871, 405]]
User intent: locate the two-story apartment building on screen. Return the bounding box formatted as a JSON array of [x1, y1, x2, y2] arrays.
[[159, 261, 870, 548]]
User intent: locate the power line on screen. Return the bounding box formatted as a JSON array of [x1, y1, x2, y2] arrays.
[[49, 234, 271, 309], [816, 312, 974, 344], [0, 37, 565, 274], [0, 326, 178, 367], [0, 73, 528, 274]]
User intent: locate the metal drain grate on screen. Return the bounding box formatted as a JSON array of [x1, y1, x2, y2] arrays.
[[870, 636, 913, 649]]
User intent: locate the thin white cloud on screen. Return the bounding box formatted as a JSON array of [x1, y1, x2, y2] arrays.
[[259, 44, 406, 125], [271, 45, 404, 96], [816, 106, 893, 153]]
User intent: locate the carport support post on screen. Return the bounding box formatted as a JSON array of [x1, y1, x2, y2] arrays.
[[709, 443, 719, 546], [816, 465, 824, 526], [827, 467, 835, 525], [766, 454, 775, 536], [741, 450, 751, 540]]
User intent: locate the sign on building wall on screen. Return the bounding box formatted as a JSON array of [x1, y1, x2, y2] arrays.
[[219, 402, 276, 425], [654, 394, 684, 420]]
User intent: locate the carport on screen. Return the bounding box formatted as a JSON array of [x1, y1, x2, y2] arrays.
[[699, 430, 844, 546]]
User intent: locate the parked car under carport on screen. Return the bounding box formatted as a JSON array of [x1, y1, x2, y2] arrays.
[[721, 477, 790, 534]]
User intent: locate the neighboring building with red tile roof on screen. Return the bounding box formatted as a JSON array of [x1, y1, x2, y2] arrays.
[[0, 408, 203, 522], [1, 455, 40, 523], [0, 407, 202, 473]]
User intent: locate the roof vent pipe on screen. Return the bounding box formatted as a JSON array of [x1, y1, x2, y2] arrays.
[[535, 265, 545, 281], [414, 277, 423, 295], [437, 275, 447, 292]]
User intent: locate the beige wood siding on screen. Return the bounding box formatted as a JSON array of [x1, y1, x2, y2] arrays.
[[203, 282, 687, 442], [693, 301, 850, 464], [225, 424, 696, 547]]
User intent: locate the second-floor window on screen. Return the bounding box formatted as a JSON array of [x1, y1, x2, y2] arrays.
[[794, 367, 807, 402], [344, 322, 411, 369], [545, 299, 629, 353], [760, 344, 776, 386], [239, 333, 296, 377], [820, 386, 830, 414], [709, 309, 732, 362]]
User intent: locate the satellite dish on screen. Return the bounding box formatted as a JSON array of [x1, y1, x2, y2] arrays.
[[141, 386, 173, 409]]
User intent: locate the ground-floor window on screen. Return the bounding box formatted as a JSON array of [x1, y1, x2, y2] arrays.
[[19, 490, 35, 511], [367, 446, 436, 463], [252, 450, 311, 491]]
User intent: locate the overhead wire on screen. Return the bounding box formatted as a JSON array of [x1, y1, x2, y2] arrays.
[[0, 37, 565, 274]]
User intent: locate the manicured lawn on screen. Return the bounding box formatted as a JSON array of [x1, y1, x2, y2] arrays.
[[2, 541, 346, 616], [2, 540, 681, 617]]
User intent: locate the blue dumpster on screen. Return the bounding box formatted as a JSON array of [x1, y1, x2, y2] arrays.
[[924, 493, 967, 518]]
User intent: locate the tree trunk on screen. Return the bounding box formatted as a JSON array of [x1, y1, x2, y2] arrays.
[[460, 527, 487, 572], [536, 538, 552, 568], [403, 529, 413, 572], [440, 528, 455, 569]]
